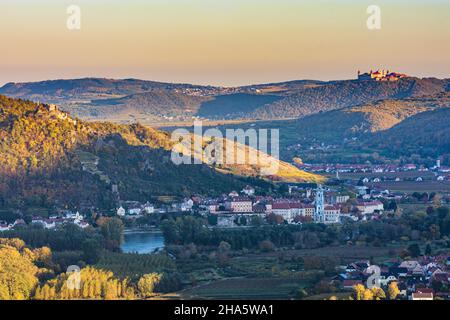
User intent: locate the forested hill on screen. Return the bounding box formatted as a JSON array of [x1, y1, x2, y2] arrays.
[[281, 92, 450, 142], [1, 77, 448, 123], [0, 95, 321, 210], [369, 107, 450, 158], [250, 77, 450, 119]]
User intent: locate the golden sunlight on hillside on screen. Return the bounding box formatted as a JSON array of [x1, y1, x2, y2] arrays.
[[172, 134, 324, 183]]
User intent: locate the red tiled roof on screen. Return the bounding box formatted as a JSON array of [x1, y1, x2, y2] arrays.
[[230, 197, 252, 203], [272, 202, 291, 210], [412, 292, 433, 299], [416, 288, 434, 294]]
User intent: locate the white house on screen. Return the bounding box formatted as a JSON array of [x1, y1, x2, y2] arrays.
[[180, 199, 194, 212], [75, 220, 90, 229], [228, 191, 239, 198], [208, 203, 218, 214], [225, 197, 253, 213], [143, 202, 155, 214], [117, 206, 126, 217], [272, 202, 294, 222], [241, 185, 255, 196], [128, 207, 142, 215], [323, 205, 341, 224], [356, 186, 368, 196], [32, 218, 56, 229], [379, 273, 397, 286], [271, 202, 315, 223], [0, 223, 11, 232], [330, 195, 350, 204], [355, 201, 384, 214]]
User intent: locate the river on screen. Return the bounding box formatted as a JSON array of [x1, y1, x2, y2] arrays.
[[121, 230, 165, 254]]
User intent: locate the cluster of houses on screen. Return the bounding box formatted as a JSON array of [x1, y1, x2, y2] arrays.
[[113, 184, 387, 227], [116, 199, 195, 218], [335, 254, 450, 300], [206, 186, 385, 226], [298, 160, 450, 179], [0, 211, 89, 232]]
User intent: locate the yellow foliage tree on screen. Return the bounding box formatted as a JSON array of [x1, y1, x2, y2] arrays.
[[371, 287, 386, 300], [388, 282, 400, 300], [137, 273, 162, 298], [353, 284, 366, 300], [0, 241, 39, 300], [362, 288, 374, 300]]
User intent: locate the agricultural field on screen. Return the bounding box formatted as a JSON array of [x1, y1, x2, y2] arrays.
[[178, 277, 306, 300], [330, 170, 450, 192], [368, 181, 450, 192], [336, 171, 436, 180], [168, 244, 407, 300]]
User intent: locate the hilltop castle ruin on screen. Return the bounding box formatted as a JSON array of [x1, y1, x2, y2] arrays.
[[357, 69, 408, 82]]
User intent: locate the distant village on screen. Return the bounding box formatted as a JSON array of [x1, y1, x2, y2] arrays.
[[0, 211, 88, 232], [1, 155, 449, 232], [111, 182, 387, 228], [297, 159, 450, 182], [333, 254, 450, 300]]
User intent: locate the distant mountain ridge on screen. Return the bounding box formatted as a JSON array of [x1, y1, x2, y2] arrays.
[[251, 77, 450, 119], [1, 76, 448, 123], [208, 92, 450, 162]]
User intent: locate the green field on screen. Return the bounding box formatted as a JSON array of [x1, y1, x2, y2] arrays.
[[179, 277, 305, 299], [328, 171, 450, 192], [336, 171, 436, 180], [368, 181, 450, 192], [167, 244, 407, 300]]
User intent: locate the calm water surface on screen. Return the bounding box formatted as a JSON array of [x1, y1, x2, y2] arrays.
[[121, 230, 165, 254]]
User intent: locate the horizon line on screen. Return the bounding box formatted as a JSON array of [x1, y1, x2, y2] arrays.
[[2, 73, 450, 89]]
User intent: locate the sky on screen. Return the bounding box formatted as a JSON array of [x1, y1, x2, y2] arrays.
[[1, 0, 450, 86]]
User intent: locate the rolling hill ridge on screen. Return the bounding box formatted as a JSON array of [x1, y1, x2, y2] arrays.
[[1, 76, 448, 123], [0, 95, 321, 210]]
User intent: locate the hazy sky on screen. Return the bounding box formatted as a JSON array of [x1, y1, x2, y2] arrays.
[[1, 0, 450, 86]]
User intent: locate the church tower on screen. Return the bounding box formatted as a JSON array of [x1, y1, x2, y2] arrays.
[[314, 184, 325, 223]]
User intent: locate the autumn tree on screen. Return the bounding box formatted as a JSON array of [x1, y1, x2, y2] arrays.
[[217, 241, 232, 266], [388, 282, 400, 300], [97, 217, 124, 251], [362, 288, 374, 300], [371, 287, 386, 300], [137, 273, 162, 298], [0, 240, 39, 300], [353, 284, 366, 300]]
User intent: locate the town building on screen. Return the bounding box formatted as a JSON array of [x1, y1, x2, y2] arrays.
[[117, 206, 126, 217], [355, 201, 384, 215], [330, 194, 350, 204], [314, 185, 325, 223], [357, 69, 407, 82], [143, 202, 155, 214], [225, 197, 253, 213], [324, 205, 341, 224], [241, 185, 255, 196]]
